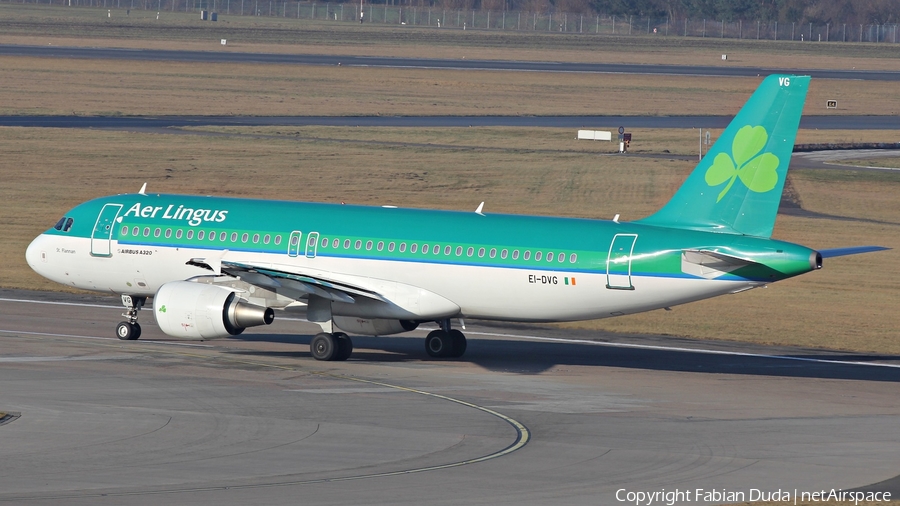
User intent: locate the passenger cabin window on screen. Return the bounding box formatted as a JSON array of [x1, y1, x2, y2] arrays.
[[366, 240, 373, 251], [377, 241, 384, 251], [187, 230, 194, 240], [501, 249, 508, 259], [253, 234, 260, 243], [223, 232, 230, 242], [143, 227, 150, 237], [489, 248, 497, 258], [165, 229, 172, 239], [343, 239, 351, 249], [535, 251, 543, 261], [547, 252, 553, 262], [388, 242, 395, 252], [333, 238, 340, 248], [523, 251, 531, 260], [176, 229, 183, 239], [422, 244, 429, 254], [322, 238, 329, 248], [121, 226, 129, 236], [242, 233, 248, 243], [355, 240, 362, 250], [264, 234, 271, 244], [198, 231, 205, 240], [455, 246, 462, 256], [558, 253, 566, 263], [132, 226, 139, 236], [478, 247, 485, 258], [154, 228, 161, 238], [569, 253, 577, 263], [467, 247, 474, 257], [399, 243, 407, 253], [211, 232, 218, 242], [274, 235, 282, 245], [411, 244, 418, 253], [512, 250, 520, 260]]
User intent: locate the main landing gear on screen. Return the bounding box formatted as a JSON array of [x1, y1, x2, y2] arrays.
[[310, 332, 353, 361], [116, 295, 145, 341], [425, 319, 467, 358]]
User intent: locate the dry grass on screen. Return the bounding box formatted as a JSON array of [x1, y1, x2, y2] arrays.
[[2, 55, 899, 117], [2, 4, 900, 70], [3, 126, 898, 354]]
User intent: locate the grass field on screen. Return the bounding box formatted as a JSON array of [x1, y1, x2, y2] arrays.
[[3, 54, 899, 117]]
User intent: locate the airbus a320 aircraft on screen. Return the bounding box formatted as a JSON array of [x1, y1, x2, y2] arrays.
[[26, 75, 886, 361]]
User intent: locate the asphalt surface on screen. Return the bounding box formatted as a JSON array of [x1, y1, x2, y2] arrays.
[[1, 288, 899, 505], [3, 44, 900, 81]]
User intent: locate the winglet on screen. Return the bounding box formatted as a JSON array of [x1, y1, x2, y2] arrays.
[[475, 202, 485, 216], [138, 182, 147, 195]]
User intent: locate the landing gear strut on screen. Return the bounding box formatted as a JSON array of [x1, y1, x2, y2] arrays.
[[310, 332, 353, 361], [116, 295, 146, 340], [425, 319, 467, 358]]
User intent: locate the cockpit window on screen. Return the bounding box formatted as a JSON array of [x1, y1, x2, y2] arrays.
[[53, 217, 66, 231], [62, 218, 74, 232]]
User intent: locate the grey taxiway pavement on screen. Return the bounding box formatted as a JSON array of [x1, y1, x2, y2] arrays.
[[1, 289, 899, 505], [3, 44, 900, 81]]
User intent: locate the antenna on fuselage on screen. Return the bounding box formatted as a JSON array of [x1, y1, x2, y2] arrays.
[[475, 202, 485, 216], [138, 183, 147, 195]]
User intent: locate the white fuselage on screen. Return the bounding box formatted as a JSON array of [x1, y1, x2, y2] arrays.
[[26, 233, 754, 323]]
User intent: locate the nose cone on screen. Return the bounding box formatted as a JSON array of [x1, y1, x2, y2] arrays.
[[25, 234, 47, 275]]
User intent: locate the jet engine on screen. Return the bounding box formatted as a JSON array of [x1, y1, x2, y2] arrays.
[[154, 280, 274, 340], [333, 316, 418, 336]]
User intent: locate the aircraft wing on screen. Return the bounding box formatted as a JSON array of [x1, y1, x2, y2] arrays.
[[186, 257, 460, 320], [187, 258, 383, 304]]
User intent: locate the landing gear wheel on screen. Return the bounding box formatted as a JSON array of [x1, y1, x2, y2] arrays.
[[310, 332, 338, 361], [425, 330, 452, 358], [117, 295, 145, 341], [448, 329, 467, 358], [116, 321, 140, 341], [334, 332, 353, 361]]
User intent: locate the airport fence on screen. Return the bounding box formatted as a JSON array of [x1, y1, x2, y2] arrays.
[[9, 0, 900, 43]]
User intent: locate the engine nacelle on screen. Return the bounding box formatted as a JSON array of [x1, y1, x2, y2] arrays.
[[333, 316, 418, 336], [154, 280, 274, 340]]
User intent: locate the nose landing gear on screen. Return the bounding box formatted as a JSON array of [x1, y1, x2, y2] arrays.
[[116, 295, 146, 340]]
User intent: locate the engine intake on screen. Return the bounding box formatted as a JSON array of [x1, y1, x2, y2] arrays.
[[155, 280, 274, 340]]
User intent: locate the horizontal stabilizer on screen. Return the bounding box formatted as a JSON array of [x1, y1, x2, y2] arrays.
[[681, 249, 760, 280], [819, 246, 890, 258]]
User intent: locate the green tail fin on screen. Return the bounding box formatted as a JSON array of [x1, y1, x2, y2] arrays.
[[637, 74, 809, 238]]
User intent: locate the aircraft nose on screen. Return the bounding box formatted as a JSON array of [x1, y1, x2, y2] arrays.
[[25, 234, 48, 272]]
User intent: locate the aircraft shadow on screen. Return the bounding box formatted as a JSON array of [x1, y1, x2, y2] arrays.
[[230, 332, 900, 383]]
